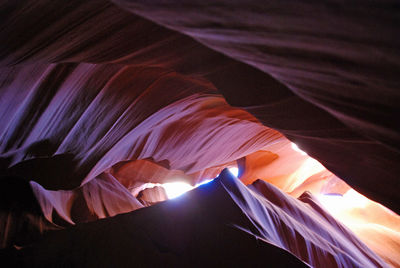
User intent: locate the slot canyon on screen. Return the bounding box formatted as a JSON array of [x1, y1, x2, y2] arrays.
[[0, 1, 399, 267]]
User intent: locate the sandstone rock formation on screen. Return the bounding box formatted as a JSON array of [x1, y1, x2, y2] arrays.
[[0, 0, 399, 267]]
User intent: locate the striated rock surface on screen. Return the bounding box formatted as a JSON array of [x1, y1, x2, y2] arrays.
[[2, 170, 388, 267], [1, 0, 399, 213], [113, 0, 400, 213], [1, 1, 399, 266]]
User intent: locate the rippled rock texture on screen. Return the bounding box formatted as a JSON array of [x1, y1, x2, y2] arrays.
[[1, 0, 399, 267], [1, 171, 389, 267]]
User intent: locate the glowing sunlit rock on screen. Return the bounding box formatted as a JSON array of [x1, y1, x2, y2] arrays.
[[139, 178, 216, 200], [287, 158, 326, 192], [228, 167, 239, 177], [317, 189, 369, 215], [162, 182, 194, 199], [291, 143, 307, 156], [196, 179, 214, 186]]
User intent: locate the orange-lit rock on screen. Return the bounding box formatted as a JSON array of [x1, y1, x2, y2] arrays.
[[239, 140, 400, 266], [137, 186, 168, 205], [1, 0, 400, 267], [3, 171, 390, 267]]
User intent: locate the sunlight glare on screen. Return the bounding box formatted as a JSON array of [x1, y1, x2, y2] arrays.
[[162, 182, 194, 199], [317, 189, 369, 215], [196, 179, 213, 186], [228, 167, 239, 177], [291, 142, 307, 155]]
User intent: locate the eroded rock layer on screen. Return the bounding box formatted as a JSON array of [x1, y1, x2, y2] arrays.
[[1, 0, 399, 267], [2, 171, 389, 267], [1, 0, 399, 213]]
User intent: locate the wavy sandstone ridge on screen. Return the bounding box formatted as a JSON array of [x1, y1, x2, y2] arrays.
[[2, 171, 388, 267], [0, 0, 399, 267]]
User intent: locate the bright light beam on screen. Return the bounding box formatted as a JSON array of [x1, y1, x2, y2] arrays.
[[228, 167, 239, 177], [291, 143, 307, 155], [196, 179, 213, 186], [317, 189, 369, 215], [162, 182, 194, 199]]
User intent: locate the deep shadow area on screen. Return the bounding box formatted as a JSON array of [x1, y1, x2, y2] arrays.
[[2, 172, 307, 267]]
